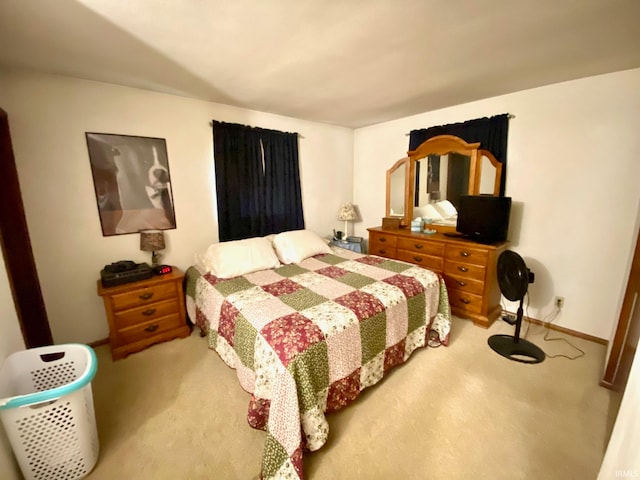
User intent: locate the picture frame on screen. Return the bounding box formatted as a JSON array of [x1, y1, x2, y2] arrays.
[[85, 133, 177, 236]]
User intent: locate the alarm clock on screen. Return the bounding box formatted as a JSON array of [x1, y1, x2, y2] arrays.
[[153, 264, 173, 275]]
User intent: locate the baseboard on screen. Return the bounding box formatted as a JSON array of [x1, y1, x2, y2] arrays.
[[88, 337, 109, 348], [502, 310, 607, 346]]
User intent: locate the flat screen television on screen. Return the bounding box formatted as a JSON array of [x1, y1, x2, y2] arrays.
[[455, 195, 512, 244]]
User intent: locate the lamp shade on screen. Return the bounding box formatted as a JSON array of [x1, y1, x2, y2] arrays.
[[140, 231, 166, 252], [337, 203, 358, 221]]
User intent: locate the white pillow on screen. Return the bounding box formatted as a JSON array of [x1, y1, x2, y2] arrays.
[[272, 229, 332, 264], [434, 200, 458, 219], [420, 204, 444, 221], [198, 236, 281, 278]]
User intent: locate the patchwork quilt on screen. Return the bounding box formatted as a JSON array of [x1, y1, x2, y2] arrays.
[[185, 246, 451, 479]]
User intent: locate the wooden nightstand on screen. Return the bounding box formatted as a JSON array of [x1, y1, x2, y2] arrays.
[[97, 268, 190, 360]]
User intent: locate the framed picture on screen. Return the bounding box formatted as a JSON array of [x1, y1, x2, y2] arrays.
[[85, 133, 177, 236]]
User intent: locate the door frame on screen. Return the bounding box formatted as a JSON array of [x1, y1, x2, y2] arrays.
[[0, 107, 53, 347]]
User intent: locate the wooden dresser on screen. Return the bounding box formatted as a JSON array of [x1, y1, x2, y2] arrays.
[[97, 268, 190, 360], [368, 227, 507, 327]]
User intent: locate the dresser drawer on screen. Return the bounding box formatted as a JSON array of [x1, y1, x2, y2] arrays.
[[369, 232, 398, 258], [117, 313, 183, 345], [369, 243, 397, 258], [397, 237, 444, 257], [369, 232, 397, 247], [110, 282, 177, 311], [114, 298, 179, 329], [444, 273, 485, 296], [444, 260, 486, 282], [445, 244, 489, 267], [448, 290, 483, 314], [396, 250, 443, 271]]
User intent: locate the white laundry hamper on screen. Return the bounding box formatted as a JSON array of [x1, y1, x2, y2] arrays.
[[0, 343, 99, 480]]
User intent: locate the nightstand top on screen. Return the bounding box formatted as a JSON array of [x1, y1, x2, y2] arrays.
[[97, 267, 184, 296]]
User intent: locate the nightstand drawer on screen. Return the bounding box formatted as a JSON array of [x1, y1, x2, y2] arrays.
[[110, 282, 177, 311], [114, 298, 179, 329], [117, 313, 183, 345]]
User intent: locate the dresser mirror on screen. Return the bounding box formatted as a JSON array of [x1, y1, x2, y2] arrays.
[[384, 134, 503, 230], [385, 156, 410, 225]]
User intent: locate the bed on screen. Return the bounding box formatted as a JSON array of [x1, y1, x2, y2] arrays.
[[184, 229, 451, 479]]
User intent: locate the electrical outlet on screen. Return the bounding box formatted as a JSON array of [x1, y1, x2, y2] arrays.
[[555, 296, 565, 309]]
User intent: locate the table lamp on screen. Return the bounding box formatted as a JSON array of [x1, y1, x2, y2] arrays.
[[140, 230, 165, 267], [337, 203, 358, 238]]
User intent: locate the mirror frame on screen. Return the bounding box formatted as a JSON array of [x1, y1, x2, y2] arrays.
[[404, 134, 502, 230], [385, 156, 411, 226]]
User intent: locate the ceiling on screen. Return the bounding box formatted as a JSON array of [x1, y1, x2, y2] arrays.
[[1, 0, 639, 128]]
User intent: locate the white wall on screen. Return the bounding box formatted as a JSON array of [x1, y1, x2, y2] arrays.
[[0, 69, 354, 344], [353, 68, 640, 340], [0, 256, 25, 479]]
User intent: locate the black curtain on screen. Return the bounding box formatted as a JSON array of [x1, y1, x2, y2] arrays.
[[260, 128, 305, 235], [212, 121, 304, 241], [408, 114, 509, 195]]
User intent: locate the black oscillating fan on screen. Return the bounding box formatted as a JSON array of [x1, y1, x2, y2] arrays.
[[488, 250, 545, 364]]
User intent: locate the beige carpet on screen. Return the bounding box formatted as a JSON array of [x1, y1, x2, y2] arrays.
[[87, 316, 612, 479]]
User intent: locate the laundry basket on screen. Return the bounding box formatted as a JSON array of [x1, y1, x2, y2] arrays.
[[0, 344, 99, 480]]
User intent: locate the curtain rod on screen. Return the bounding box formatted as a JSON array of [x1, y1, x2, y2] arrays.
[[404, 113, 516, 136], [209, 120, 304, 138]]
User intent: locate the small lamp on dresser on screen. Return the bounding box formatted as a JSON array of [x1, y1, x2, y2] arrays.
[[140, 230, 165, 267], [337, 203, 358, 237]]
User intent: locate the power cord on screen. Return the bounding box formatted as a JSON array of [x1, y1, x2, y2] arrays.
[[541, 306, 585, 360]]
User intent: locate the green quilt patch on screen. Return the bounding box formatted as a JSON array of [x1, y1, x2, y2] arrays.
[[378, 259, 413, 273], [316, 253, 348, 266], [275, 264, 309, 277], [337, 272, 377, 289], [262, 432, 290, 478], [280, 288, 328, 311], [360, 312, 387, 364], [233, 314, 257, 369], [214, 276, 255, 296], [288, 341, 330, 413], [407, 292, 426, 333], [184, 266, 200, 299]]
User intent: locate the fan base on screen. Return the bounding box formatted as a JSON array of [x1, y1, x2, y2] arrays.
[[488, 334, 545, 364]]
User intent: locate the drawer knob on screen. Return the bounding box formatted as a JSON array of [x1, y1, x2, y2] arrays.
[[414, 244, 423, 249], [144, 324, 159, 333], [142, 308, 157, 316], [460, 251, 470, 257], [379, 249, 386, 254], [457, 281, 467, 287], [380, 238, 387, 243], [458, 266, 469, 272], [460, 298, 471, 304], [139, 292, 154, 300], [413, 256, 423, 262]]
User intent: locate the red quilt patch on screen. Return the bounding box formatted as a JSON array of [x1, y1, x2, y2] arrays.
[[316, 265, 348, 279], [384, 340, 406, 373], [356, 255, 385, 266], [260, 313, 325, 367], [335, 290, 385, 321], [218, 300, 239, 346], [326, 368, 361, 413], [262, 278, 304, 297], [247, 396, 270, 431], [383, 274, 425, 298]]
